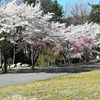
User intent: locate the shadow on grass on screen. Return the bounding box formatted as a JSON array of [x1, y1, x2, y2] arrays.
[[5, 62, 100, 74]]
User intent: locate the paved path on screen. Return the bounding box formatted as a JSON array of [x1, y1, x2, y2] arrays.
[[0, 72, 69, 87], [0, 62, 100, 87]]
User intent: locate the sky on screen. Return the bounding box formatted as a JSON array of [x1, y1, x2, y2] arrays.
[[57, 0, 100, 17], [57, 0, 100, 8]]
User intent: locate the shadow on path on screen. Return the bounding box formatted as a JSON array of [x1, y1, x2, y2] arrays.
[[5, 62, 100, 74]]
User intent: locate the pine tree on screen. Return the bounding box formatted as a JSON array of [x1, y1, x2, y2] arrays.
[[89, 2, 100, 23], [50, 0, 64, 22]]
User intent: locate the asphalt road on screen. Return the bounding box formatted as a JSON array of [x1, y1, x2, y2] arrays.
[[0, 72, 68, 87], [0, 62, 100, 87]]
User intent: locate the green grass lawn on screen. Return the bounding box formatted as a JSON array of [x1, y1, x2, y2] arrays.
[[0, 70, 100, 100]]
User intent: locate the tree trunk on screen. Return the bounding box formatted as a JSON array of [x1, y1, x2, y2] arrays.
[[67, 56, 71, 65], [2, 56, 7, 73], [30, 45, 39, 70], [13, 47, 16, 64], [31, 45, 34, 70]]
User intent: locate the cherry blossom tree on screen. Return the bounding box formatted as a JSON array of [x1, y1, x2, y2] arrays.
[[40, 21, 100, 65], [0, 0, 68, 70], [64, 22, 100, 41], [70, 35, 97, 61], [0, 0, 54, 71]]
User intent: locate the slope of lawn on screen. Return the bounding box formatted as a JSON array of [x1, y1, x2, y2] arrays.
[[0, 70, 100, 100]]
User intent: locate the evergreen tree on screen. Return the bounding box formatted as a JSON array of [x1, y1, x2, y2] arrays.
[[50, 0, 64, 22], [40, 0, 53, 13], [89, 2, 100, 23]]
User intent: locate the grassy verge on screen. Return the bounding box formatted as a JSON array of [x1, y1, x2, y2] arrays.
[[0, 70, 100, 100]]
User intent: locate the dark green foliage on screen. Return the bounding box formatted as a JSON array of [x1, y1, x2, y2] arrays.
[[41, 0, 64, 22], [89, 2, 100, 23], [41, 0, 53, 13], [24, 0, 36, 6], [0, 33, 13, 73], [0, 33, 13, 58], [50, 0, 64, 22], [1, 39, 12, 57]]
